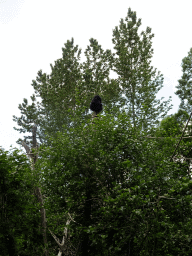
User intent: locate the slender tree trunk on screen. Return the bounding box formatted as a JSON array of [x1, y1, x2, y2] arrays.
[[22, 124, 49, 256], [34, 186, 48, 256]]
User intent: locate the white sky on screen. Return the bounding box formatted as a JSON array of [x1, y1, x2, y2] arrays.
[[0, 0, 192, 151]]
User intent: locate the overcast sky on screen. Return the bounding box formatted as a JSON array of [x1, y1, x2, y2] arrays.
[[1, 0, 192, 152]]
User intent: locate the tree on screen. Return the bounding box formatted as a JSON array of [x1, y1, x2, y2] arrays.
[[35, 111, 192, 255], [36, 112, 140, 255], [112, 7, 172, 129], [175, 47, 192, 112], [0, 148, 44, 256], [13, 38, 84, 148]]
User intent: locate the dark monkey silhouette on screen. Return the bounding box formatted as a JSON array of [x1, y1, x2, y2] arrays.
[[90, 95, 102, 115]]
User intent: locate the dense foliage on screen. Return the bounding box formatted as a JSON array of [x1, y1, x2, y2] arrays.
[[35, 112, 192, 255], [0, 148, 44, 255]]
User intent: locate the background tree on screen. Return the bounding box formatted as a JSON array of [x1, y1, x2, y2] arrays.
[[13, 38, 83, 148], [112, 7, 172, 130], [175, 47, 192, 113]]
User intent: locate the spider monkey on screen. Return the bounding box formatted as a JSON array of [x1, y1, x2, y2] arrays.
[[90, 95, 102, 115]]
